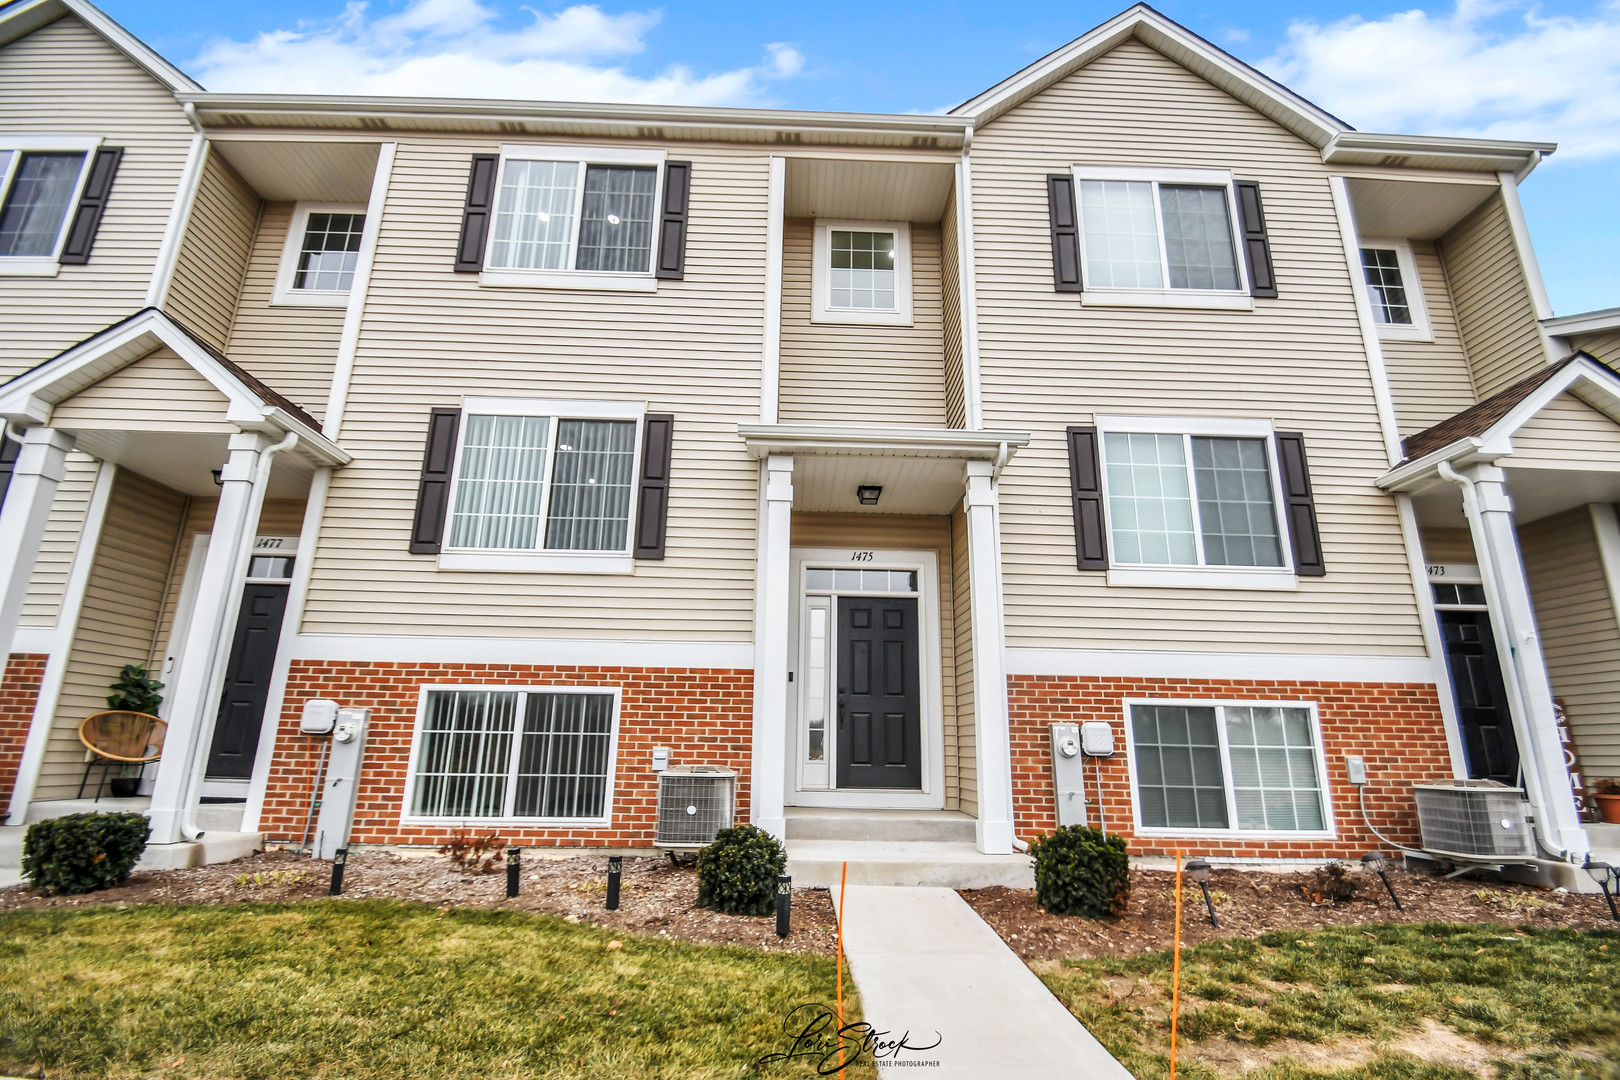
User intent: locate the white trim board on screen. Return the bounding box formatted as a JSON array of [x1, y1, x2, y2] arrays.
[[1004, 648, 1437, 683], [286, 634, 755, 669]]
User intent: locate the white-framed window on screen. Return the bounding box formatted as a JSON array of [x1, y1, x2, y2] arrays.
[[273, 203, 368, 306], [481, 143, 666, 292], [1358, 238, 1431, 341], [439, 397, 645, 573], [1097, 415, 1296, 590], [811, 219, 914, 326], [0, 136, 99, 277], [1072, 166, 1252, 310], [402, 685, 621, 825], [1125, 699, 1332, 838]]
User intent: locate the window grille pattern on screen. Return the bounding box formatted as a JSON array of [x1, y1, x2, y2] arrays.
[[293, 212, 365, 291], [575, 165, 656, 272], [830, 229, 897, 309], [0, 152, 84, 257], [1191, 437, 1282, 567], [411, 690, 519, 818], [1361, 248, 1413, 324], [1104, 432, 1197, 564], [1225, 706, 1326, 831], [490, 160, 579, 270], [513, 693, 614, 818], [449, 415, 551, 549], [543, 419, 637, 551], [1160, 185, 1239, 290], [1130, 705, 1229, 829], [1078, 179, 1163, 288]]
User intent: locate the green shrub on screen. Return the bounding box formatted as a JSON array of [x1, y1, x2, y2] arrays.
[[106, 663, 163, 714], [695, 824, 787, 916], [22, 812, 149, 894], [1030, 824, 1130, 918]]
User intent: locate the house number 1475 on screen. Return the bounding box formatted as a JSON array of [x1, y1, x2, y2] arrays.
[[850, 551, 875, 562]]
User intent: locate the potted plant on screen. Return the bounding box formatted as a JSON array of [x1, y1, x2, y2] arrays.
[[1592, 778, 1620, 824], [105, 665, 163, 798]]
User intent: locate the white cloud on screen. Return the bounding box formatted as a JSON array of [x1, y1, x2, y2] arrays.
[[1262, 0, 1620, 160], [189, 0, 805, 107]]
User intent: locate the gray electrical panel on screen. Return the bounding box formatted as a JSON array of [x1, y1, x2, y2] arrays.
[[1048, 722, 1087, 827], [313, 707, 370, 860]]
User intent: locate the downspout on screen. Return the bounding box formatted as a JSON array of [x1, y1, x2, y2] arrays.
[[178, 430, 300, 840], [1435, 460, 1562, 860]]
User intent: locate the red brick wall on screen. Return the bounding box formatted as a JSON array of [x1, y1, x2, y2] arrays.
[[0, 653, 47, 812], [260, 660, 754, 847], [1008, 675, 1452, 859]]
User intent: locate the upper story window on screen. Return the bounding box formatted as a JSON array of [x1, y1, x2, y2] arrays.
[[811, 219, 914, 326], [1072, 167, 1252, 310], [0, 137, 104, 277], [1358, 238, 1431, 341], [480, 144, 666, 292], [439, 397, 645, 572], [274, 204, 367, 306], [1097, 415, 1296, 589]]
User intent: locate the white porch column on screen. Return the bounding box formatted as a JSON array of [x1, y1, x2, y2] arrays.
[[964, 460, 1014, 854], [147, 432, 276, 845], [1463, 463, 1587, 857], [0, 428, 75, 653], [749, 454, 793, 839]]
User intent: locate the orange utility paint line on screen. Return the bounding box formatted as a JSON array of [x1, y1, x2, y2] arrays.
[[1170, 850, 1183, 1080], [837, 859, 848, 1080]]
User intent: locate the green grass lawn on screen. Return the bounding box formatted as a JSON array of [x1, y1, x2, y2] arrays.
[[0, 901, 875, 1080], [1040, 922, 1620, 1080]]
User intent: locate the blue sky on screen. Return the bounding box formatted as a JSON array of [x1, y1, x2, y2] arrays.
[[98, 0, 1620, 315]]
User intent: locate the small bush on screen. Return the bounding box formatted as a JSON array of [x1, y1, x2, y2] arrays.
[[22, 812, 149, 894], [1030, 825, 1130, 918], [695, 824, 786, 916], [106, 663, 163, 714], [438, 830, 505, 873], [1303, 861, 1360, 905]]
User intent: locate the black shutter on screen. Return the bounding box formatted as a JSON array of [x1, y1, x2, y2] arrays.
[[58, 147, 123, 265], [409, 408, 462, 554], [1234, 181, 1277, 299], [655, 162, 691, 280], [1047, 174, 1082, 292], [1275, 432, 1325, 576], [1066, 425, 1108, 570], [454, 155, 499, 272], [0, 433, 20, 508], [634, 413, 674, 559]]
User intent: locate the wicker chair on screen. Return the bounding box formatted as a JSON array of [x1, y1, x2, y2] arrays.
[[77, 711, 166, 801]]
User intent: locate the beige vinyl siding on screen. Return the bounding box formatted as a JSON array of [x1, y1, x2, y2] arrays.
[[777, 219, 948, 426], [940, 186, 967, 429], [1418, 528, 1477, 565], [1506, 392, 1620, 469], [163, 150, 260, 352], [302, 139, 769, 640], [1519, 508, 1620, 775], [969, 40, 1426, 656], [0, 15, 194, 378], [33, 469, 187, 800], [19, 453, 101, 626], [950, 504, 976, 815], [790, 512, 960, 807], [1572, 330, 1620, 367], [1379, 239, 1479, 436], [1439, 193, 1547, 399], [50, 346, 236, 432], [222, 202, 346, 421]]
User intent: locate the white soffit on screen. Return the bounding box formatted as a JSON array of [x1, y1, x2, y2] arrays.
[[793, 455, 971, 515], [784, 158, 957, 222], [1346, 177, 1498, 241], [211, 140, 381, 203]]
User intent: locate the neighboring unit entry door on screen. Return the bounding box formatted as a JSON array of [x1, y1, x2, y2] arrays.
[[1438, 609, 1521, 785], [206, 582, 291, 780], [836, 594, 922, 789]]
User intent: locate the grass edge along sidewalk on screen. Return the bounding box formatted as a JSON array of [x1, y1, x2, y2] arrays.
[[0, 899, 879, 1080], [1038, 920, 1620, 1079]]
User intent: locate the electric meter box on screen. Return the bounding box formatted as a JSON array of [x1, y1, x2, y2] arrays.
[[1081, 721, 1116, 757], [313, 708, 370, 860], [300, 698, 339, 735], [1048, 723, 1087, 827]]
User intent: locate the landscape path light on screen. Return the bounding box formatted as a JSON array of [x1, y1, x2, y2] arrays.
[[1582, 856, 1620, 921], [1361, 851, 1403, 912], [506, 846, 521, 898], [1185, 858, 1218, 928], [607, 854, 623, 911]]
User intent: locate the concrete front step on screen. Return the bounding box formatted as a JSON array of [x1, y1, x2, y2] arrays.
[[784, 807, 978, 843], [785, 839, 1033, 889]]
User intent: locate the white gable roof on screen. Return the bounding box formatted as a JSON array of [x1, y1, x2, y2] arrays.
[[0, 0, 202, 94]]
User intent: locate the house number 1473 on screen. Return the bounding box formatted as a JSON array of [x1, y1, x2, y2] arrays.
[[850, 551, 875, 562]]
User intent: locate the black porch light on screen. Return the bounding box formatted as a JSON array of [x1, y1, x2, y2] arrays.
[[1361, 851, 1404, 911], [1583, 856, 1620, 921], [855, 485, 883, 506], [1185, 858, 1218, 928]]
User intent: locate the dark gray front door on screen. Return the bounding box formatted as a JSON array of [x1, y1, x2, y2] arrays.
[[836, 595, 922, 789], [206, 582, 290, 780], [1439, 609, 1520, 785]]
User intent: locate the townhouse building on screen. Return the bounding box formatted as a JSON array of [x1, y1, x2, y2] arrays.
[[0, 0, 1611, 887]]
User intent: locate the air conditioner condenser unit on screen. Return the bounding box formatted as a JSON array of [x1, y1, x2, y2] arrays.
[[1413, 779, 1537, 860], [654, 765, 737, 849]]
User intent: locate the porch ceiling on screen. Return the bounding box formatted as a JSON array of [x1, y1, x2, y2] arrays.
[[61, 429, 319, 498], [211, 139, 381, 204], [1346, 175, 1497, 240]]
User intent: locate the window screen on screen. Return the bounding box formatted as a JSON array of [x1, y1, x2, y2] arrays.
[[1160, 185, 1239, 290], [490, 159, 579, 270], [1104, 432, 1197, 565], [1130, 705, 1229, 829], [543, 419, 637, 551], [1079, 179, 1163, 289], [448, 415, 551, 549], [1191, 437, 1282, 567], [575, 165, 656, 272], [1225, 706, 1326, 831], [0, 152, 84, 257]]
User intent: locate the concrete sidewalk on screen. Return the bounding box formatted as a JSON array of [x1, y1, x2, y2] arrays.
[[833, 885, 1133, 1079]]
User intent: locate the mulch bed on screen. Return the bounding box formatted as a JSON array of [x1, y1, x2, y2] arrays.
[[0, 846, 839, 954], [962, 865, 1619, 961]]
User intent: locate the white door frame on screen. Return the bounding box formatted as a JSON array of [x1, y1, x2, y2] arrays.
[[784, 547, 945, 810]]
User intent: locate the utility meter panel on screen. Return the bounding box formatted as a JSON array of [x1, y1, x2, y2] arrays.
[[1048, 722, 1088, 827], [314, 707, 370, 860]]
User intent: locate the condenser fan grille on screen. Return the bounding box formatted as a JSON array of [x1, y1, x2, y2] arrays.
[[655, 768, 736, 848]]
